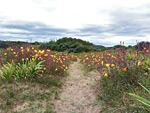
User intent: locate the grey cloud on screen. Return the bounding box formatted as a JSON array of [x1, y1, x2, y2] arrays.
[[80, 25, 108, 33], [109, 6, 150, 36], [0, 20, 69, 42], [78, 6, 150, 41]]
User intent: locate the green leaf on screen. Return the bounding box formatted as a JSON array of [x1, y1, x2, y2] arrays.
[[35, 61, 44, 70], [139, 83, 150, 93], [129, 93, 150, 107], [137, 99, 150, 108]]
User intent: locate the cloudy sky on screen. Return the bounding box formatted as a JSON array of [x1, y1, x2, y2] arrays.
[[0, 0, 150, 46]]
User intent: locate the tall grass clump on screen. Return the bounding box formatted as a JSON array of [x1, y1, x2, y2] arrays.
[[0, 59, 43, 81]]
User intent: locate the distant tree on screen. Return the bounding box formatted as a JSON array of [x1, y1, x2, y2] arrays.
[[128, 45, 132, 48], [0, 42, 9, 48]]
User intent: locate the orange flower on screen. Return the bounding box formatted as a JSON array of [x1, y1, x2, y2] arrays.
[[111, 64, 115, 67], [123, 68, 127, 72]]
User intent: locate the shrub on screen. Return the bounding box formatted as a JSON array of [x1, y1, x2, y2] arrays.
[[0, 61, 15, 80], [0, 59, 43, 81], [0, 42, 9, 49]]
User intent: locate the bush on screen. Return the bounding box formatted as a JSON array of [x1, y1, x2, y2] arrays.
[[0, 42, 9, 49]]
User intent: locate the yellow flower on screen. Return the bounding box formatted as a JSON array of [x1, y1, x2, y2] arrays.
[[39, 50, 44, 54], [86, 57, 89, 60], [103, 71, 106, 75], [55, 68, 58, 71], [101, 61, 103, 65], [43, 67, 46, 70], [35, 54, 38, 57], [20, 47, 23, 49], [104, 73, 108, 77], [111, 64, 115, 67], [7, 47, 11, 51], [66, 67, 68, 69], [138, 61, 143, 66], [26, 58, 29, 60], [32, 47, 34, 49], [64, 69, 66, 71], [106, 64, 110, 67], [27, 48, 30, 52], [34, 50, 37, 53], [11, 49, 13, 51], [46, 49, 50, 52], [83, 60, 85, 63], [13, 52, 16, 54], [44, 54, 48, 57], [60, 60, 63, 63], [4, 53, 7, 55], [22, 58, 24, 61], [123, 68, 127, 72], [146, 50, 149, 53]]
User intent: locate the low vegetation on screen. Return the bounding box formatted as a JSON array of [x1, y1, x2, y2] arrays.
[[80, 42, 150, 112], [0, 43, 77, 112], [0, 38, 150, 112]]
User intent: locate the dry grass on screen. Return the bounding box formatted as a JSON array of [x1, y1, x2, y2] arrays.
[[0, 75, 64, 113]]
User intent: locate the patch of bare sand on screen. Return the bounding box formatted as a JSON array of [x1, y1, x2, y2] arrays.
[[54, 59, 102, 113]]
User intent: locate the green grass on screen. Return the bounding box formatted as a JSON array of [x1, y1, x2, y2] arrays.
[[97, 77, 150, 113], [0, 74, 65, 113]]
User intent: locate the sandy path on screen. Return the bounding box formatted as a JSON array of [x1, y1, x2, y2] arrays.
[[54, 59, 101, 113]]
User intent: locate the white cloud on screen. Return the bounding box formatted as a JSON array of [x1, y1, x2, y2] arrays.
[[1, 0, 149, 29], [0, 28, 30, 33]]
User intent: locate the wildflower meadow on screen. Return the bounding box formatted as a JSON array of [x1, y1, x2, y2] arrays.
[[80, 42, 150, 112], [0, 41, 149, 112]]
